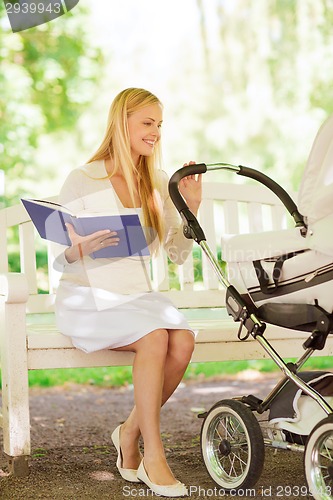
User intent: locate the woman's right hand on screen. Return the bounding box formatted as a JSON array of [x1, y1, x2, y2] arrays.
[[64, 223, 120, 263]]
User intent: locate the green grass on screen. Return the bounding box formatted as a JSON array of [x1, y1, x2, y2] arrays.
[[185, 356, 333, 380], [0, 357, 331, 389], [26, 366, 134, 388]]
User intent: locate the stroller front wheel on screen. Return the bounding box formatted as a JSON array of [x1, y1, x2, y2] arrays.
[[200, 399, 264, 492], [304, 414, 333, 500]]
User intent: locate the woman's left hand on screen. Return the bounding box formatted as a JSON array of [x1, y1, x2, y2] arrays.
[[179, 161, 202, 214]]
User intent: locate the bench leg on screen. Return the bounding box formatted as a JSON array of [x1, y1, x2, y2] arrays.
[[6, 454, 29, 476], [0, 301, 31, 471]]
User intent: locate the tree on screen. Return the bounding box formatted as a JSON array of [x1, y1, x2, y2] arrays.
[[0, 3, 103, 204], [192, 0, 333, 189]]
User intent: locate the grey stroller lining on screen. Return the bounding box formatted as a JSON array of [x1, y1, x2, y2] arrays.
[[269, 371, 333, 422], [268, 371, 333, 444], [257, 302, 332, 338]]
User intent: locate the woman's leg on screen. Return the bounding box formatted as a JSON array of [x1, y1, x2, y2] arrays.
[[114, 328, 175, 484], [114, 328, 195, 483], [119, 329, 194, 428]]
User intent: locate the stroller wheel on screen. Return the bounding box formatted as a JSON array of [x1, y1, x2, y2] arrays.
[[304, 414, 333, 500], [200, 399, 264, 492]]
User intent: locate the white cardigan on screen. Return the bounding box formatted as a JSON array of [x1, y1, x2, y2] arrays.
[[53, 160, 193, 295]]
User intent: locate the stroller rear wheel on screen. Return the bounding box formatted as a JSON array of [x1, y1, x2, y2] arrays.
[[304, 414, 333, 500], [200, 399, 264, 492]]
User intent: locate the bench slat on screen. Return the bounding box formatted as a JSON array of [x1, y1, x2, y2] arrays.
[[26, 325, 333, 368], [19, 222, 38, 295], [223, 200, 239, 233], [248, 202, 264, 232], [27, 319, 311, 350], [199, 198, 219, 290], [0, 210, 8, 273]]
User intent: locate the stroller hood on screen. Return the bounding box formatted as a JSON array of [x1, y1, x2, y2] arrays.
[[298, 114, 333, 226]]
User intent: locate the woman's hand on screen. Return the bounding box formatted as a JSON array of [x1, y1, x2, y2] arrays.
[[178, 161, 202, 215], [64, 223, 120, 263]]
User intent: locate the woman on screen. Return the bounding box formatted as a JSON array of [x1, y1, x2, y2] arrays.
[[55, 88, 202, 497]]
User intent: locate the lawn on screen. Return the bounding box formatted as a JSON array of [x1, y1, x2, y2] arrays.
[[7, 356, 330, 388]]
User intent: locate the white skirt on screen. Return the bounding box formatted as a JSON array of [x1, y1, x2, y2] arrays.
[[55, 281, 194, 353]]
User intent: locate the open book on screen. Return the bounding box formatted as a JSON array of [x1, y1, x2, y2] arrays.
[[21, 198, 150, 259]]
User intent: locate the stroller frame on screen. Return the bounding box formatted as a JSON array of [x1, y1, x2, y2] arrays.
[[169, 162, 333, 498]]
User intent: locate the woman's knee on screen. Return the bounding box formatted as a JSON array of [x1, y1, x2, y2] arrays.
[[168, 330, 195, 364], [138, 328, 169, 358]]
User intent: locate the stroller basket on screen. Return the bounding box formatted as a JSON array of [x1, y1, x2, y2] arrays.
[[168, 159, 333, 499]]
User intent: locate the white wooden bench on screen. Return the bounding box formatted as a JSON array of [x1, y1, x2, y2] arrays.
[[1, 180, 332, 476]]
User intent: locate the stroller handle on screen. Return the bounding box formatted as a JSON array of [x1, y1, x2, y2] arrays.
[[168, 163, 207, 213], [237, 165, 305, 228], [169, 162, 306, 230], [168, 163, 208, 243]]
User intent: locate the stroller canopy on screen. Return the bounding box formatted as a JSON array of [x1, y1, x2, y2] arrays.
[[298, 113, 333, 225], [298, 113, 333, 257]]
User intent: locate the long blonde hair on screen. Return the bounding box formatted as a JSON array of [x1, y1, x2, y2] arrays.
[[87, 88, 164, 244]]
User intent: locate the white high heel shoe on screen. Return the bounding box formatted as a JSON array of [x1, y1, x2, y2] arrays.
[[137, 460, 188, 497], [111, 425, 140, 483]]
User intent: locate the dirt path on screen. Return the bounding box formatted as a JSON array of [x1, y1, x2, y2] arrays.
[[0, 372, 312, 499]]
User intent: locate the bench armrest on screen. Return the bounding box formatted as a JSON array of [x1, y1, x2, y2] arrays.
[[0, 273, 29, 304]]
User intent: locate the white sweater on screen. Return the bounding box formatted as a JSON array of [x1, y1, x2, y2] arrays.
[[54, 160, 193, 295]]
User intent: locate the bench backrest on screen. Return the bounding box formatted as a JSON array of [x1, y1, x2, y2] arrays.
[[0, 181, 290, 313]]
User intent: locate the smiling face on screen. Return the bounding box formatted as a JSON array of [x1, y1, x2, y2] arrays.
[[127, 103, 163, 164]]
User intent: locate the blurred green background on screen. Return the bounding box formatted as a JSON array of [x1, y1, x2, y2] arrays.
[[1, 0, 332, 386]]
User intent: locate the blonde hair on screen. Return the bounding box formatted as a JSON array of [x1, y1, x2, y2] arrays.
[[87, 88, 164, 244]]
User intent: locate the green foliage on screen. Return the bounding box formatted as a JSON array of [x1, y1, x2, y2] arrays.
[[0, 4, 103, 204], [2, 0, 333, 205], [183, 0, 333, 190], [8, 248, 47, 273]]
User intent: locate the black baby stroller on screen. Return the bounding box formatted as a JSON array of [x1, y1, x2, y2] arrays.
[[168, 114, 333, 500]]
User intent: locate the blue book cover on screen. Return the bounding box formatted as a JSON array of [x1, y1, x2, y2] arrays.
[[21, 198, 150, 259]]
